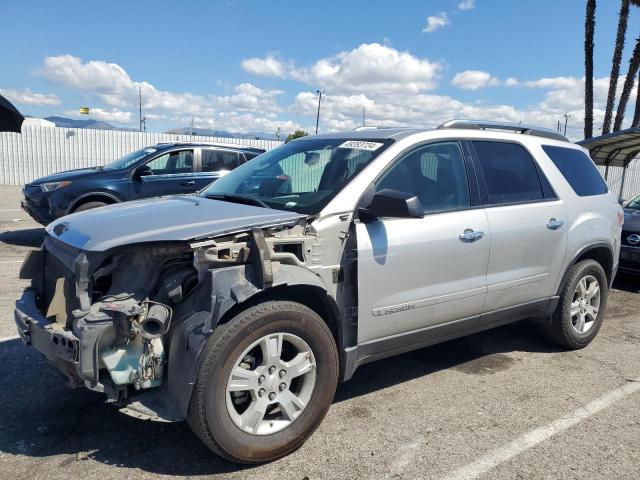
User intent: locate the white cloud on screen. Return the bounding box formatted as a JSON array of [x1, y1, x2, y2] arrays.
[[505, 77, 519, 87], [1, 88, 60, 106], [241, 55, 286, 77], [523, 76, 580, 89], [288, 43, 442, 94], [63, 107, 132, 123], [39, 54, 299, 134], [423, 12, 450, 33], [458, 0, 475, 10], [451, 70, 499, 90]]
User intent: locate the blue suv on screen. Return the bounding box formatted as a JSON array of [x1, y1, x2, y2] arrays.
[[21, 142, 265, 224]]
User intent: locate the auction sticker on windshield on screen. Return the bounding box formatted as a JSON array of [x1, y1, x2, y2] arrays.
[[338, 141, 384, 151]]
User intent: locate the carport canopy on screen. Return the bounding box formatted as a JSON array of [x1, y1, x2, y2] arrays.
[[577, 127, 640, 168], [577, 128, 640, 200]]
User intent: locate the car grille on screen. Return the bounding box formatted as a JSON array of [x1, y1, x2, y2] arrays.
[[621, 230, 640, 247]]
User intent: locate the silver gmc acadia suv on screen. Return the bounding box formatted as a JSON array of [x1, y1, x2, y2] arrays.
[[15, 120, 624, 463]]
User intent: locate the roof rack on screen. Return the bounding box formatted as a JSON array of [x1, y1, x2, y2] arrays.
[[437, 119, 569, 142]]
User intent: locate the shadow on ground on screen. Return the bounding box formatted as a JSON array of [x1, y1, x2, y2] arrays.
[[612, 272, 640, 294], [0, 320, 558, 476], [0, 227, 45, 247]]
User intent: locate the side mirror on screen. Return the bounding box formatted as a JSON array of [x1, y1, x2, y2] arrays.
[[133, 164, 152, 180], [358, 189, 424, 223]]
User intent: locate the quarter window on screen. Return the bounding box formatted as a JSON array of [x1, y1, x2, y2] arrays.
[[541, 145, 608, 197], [473, 141, 544, 204], [375, 142, 470, 213]]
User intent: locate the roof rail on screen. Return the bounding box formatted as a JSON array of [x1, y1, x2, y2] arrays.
[[352, 125, 397, 131], [155, 140, 264, 150], [437, 119, 568, 142]]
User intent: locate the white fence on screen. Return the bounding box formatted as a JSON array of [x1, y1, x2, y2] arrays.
[[0, 126, 282, 185], [1, 126, 640, 199], [597, 163, 640, 201]]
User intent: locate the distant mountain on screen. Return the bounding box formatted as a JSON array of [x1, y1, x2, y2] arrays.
[[42, 117, 283, 140], [44, 116, 136, 131], [166, 126, 283, 141]]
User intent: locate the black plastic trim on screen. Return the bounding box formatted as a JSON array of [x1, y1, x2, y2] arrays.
[[342, 297, 551, 381]]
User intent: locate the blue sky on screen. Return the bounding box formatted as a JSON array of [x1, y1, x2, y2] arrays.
[[1, 0, 639, 138]]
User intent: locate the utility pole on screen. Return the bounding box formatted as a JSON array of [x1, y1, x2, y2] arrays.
[[362, 106, 366, 127], [139, 86, 142, 133], [563, 114, 570, 136], [315, 89, 323, 134], [189, 117, 194, 136]]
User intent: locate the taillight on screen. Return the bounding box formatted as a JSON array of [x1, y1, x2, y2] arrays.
[[617, 208, 625, 226]]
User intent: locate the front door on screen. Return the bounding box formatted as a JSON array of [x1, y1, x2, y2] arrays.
[[131, 149, 196, 199], [356, 141, 490, 343]]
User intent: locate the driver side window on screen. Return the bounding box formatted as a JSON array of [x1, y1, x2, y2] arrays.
[[375, 142, 470, 213]]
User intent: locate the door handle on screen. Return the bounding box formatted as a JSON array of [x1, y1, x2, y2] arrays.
[[546, 218, 564, 230], [459, 229, 484, 243], [180, 180, 196, 186]]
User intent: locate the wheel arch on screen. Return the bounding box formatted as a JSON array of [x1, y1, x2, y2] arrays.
[[557, 242, 615, 295], [165, 264, 347, 420], [67, 191, 121, 213]]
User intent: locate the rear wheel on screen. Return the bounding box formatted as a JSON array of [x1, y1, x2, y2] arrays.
[[542, 259, 608, 349], [187, 301, 339, 463], [73, 201, 109, 212]]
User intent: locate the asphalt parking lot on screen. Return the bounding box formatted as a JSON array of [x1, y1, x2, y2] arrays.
[[0, 185, 639, 479]]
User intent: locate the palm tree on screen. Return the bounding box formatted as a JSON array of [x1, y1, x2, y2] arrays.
[[584, 0, 597, 139], [602, 0, 631, 134], [632, 70, 640, 126], [614, 36, 640, 131]]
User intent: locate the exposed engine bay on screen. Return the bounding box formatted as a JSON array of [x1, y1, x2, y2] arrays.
[[16, 215, 348, 421]]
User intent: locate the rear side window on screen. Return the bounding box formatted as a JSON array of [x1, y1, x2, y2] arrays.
[[202, 150, 241, 172], [472, 141, 544, 204], [541, 145, 608, 197]]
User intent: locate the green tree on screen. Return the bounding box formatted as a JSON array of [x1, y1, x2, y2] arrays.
[[584, 0, 596, 139], [285, 130, 309, 142]]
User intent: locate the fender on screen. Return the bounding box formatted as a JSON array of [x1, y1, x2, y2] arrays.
[[66, 190, 122, 214], [556, 241, 615, 295], [164, 262, 334, 419]]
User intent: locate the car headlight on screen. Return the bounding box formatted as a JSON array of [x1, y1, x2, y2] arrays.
[[40, 181, 72, 192]]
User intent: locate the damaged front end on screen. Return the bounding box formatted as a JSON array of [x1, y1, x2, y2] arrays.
[[15, 215, 325, 422]]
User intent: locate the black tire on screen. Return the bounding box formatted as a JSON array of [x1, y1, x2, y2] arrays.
[[73, 201, 109, 212], [187, 301, 339, 464], [542, 259, 608, 349]]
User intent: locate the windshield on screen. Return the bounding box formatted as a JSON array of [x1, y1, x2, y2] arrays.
[[102, 147, 158, 171], [627, 194, 640, 209], [199, 138, 393, 214]]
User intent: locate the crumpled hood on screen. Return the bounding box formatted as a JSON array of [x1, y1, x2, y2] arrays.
[[47, 195, 306, 252], [623, 207, 640, 233]]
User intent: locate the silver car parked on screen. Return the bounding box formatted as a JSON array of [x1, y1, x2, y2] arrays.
[[15, 120, 623, 463]]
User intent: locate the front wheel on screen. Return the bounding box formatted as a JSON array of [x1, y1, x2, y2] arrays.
[[542, 259, 608, 349], [187, 301, 339, 463]]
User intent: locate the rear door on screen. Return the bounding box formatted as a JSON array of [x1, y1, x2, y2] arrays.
[[356, 140, 490, 343], [470, 140, 568, 312], [130, 149, 196, 199], [193, 148, 244, 190]]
